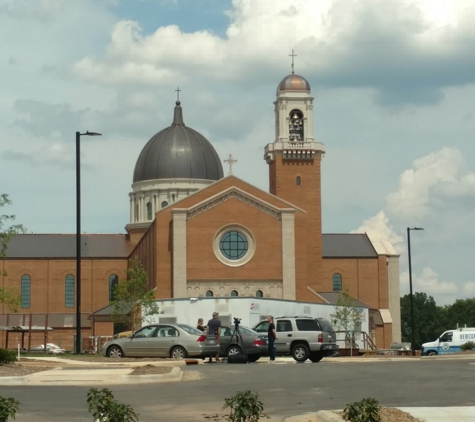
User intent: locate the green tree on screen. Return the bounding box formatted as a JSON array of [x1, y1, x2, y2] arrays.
[[111, 256, 159, 332], [445, 298, 475, 329], [0, 194, 26, 312], [331, 288, 362, 348], [400, 292, 447, 349]]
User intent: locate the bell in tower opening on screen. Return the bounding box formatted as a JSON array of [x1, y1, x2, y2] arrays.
[[289, 109, 304, 142]]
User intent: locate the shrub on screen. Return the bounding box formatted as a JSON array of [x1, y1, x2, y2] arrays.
[[460, 341, 475, 352], [87, 388, 138, 422], [223, 390, 268, 422], [0, 396, 20, 422], [0, 349, 16, 365], [343, 397, 381, 422]]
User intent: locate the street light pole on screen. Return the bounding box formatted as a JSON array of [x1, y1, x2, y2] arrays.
[[76, 131, 102, 354], [407, 227, 424, 357]]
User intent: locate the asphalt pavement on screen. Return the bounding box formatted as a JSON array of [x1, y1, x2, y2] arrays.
[[2, 358, 475, 421]]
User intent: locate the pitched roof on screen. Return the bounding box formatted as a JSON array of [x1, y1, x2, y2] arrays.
[[4, 234, 131, 259], [316, 292, 370, 308], [322, 233, 377, 258]]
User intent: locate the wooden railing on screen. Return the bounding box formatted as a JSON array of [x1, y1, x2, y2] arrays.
[[334, 330, 377, 351]]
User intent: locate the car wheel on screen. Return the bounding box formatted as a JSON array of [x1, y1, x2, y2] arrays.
[[292, 343, 310, 362], [309, 353, 323, 363], [428, 351, 438, 356], [247, 355, 260, 363], [107, 345, 124, 358], [227, 345, 242, 357], [171, 346, 187, 359]]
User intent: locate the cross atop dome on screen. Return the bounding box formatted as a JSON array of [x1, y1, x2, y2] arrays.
[[289, 49, 297, 74]]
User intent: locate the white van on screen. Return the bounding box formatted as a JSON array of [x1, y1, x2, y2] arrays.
[[421, 328, 475, 356]]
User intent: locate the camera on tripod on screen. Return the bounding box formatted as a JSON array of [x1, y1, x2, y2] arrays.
[[233, 317, 241, 327]]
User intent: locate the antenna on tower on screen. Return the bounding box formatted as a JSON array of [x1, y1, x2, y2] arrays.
[[289, 49, 297, 74]]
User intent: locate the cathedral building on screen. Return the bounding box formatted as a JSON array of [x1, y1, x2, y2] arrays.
[[0, 71, 400, 350]]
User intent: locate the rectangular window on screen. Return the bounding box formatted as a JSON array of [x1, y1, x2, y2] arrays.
[[65, 277, 75, 308], [296, 319, 319, 331], [21, 278, 31, 308]]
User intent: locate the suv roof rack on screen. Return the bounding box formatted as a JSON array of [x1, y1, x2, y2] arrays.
[[277, 316, 313, 319]]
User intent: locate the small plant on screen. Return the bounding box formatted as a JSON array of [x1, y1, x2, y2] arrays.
[[0, 396, 20, 422], [87, 388, 138, 422], [343, 397, 381, 422], [223, 390, 268, 422], [460, 341, 475, 352], [0, 349, 16, 365]]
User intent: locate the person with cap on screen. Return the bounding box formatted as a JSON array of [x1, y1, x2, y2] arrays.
[[206, 311, 222, 363]]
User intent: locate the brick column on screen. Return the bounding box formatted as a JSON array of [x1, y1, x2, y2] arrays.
[[172, 209, 187, 298], [281, 209, 296, 300]]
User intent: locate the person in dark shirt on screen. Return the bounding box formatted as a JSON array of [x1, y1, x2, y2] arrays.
[[196, 318, 205, 332], [207, 312, 221, 363], [267, 315, 277, 363]]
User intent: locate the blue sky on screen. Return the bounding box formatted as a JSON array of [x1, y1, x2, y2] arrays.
[[1, 0, 475, 305]]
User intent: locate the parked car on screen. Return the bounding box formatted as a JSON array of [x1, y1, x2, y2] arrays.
[[30, 343, 66, 354], [219, 325, 268, 362], [253, 316, 337, 362], [102, 323, 220, 359]]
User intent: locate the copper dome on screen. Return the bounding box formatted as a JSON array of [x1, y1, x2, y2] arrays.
[[277, 74, 311, 94]]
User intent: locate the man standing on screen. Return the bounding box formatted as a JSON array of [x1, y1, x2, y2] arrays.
[[267, 316, 277, 363], [207, 312, 221, 363]]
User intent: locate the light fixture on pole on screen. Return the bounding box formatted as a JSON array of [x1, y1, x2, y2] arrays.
[[76, 131, 102, 354], [407, 226, 424, 357]]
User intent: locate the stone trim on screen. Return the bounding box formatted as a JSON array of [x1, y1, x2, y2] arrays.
[[186, 187, 291, 220], [172, 210, 187, 298], [281, 210, 296, 300]]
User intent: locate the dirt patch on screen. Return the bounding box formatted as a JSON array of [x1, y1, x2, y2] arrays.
[[336, 407, 424, 421], [0, 363, 52, 377], [129, 365, 173, 376]]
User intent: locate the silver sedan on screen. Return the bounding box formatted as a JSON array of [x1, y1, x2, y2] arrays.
[[219, 325, 268, 362], [102, 323, 219, 359]]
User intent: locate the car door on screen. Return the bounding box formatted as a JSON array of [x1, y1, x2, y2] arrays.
[[126, 326, 158, 356], [154, 325, 181, 356], [219, 326, 233, 355], [275, 319, 293, 353]]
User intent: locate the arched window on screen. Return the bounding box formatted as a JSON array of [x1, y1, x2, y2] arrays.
[[230, 290, 238, 297], [109, 274, 119, 302], [161, 201, 168, 208], [205, 290, 214, 297], [332, 273, 342, 292], [65, 275, 75, 308], [255, 290, 263, 298], [289, 109, 304, 142], [296, 176, 301, 186], [146, 202, 152, 220], [21, 275, 31, 308]]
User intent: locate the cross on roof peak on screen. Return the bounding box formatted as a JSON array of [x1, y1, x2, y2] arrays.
[[223, 154, 237, 176]]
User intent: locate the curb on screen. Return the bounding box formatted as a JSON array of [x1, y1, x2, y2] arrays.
[[282, 411, 342, 422], [0, 376, 27, 386], [19, 357, 202, 367]]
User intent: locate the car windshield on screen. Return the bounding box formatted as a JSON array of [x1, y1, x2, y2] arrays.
[[235, 326, 256, 336], [177, 324, 202, 335]]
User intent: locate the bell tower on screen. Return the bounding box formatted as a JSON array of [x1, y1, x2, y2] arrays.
[[265, 71, 325, 298]]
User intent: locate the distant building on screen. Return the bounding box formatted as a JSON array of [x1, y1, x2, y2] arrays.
[[1, 71, 400, 351]]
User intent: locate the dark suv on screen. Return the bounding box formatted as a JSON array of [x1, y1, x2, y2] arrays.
[[253, 316, 337, 362]]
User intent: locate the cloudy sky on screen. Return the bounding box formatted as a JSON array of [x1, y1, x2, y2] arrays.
[[1, 0, 475, 306]]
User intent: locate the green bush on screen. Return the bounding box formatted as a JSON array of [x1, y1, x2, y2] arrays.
[[0, 396, 20, 422], [460, 341, 475, 352], [343, 397, 381, 422], [87, 388, 138, 422], [0, 349, 16, 365], [223, 390, 268, 422]]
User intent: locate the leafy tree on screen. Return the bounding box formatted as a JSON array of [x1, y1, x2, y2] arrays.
[[445, 298, 475, 329], [331, 288, 362, 348], [111, 256, 159, 332], [400, 292, 447, 349], [0, 194, 25, 312]]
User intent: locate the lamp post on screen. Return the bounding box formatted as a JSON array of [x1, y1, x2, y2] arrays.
[[407, 226, 424, 357], [76, 131, 102, 354]]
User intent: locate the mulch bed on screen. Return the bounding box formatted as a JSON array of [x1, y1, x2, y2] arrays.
[[336, 408, 424, 421], [0, 363, 52, 377], [129, 364, 173, 376]]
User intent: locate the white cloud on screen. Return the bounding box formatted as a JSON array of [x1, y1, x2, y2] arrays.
[[463, 282, 475, 295], [351, 211, 404, 254], [401, 268, 458, 297]]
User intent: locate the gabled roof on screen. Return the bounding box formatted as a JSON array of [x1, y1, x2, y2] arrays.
[[4, 234, 131, 259], [322, 233, 377, 258]]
